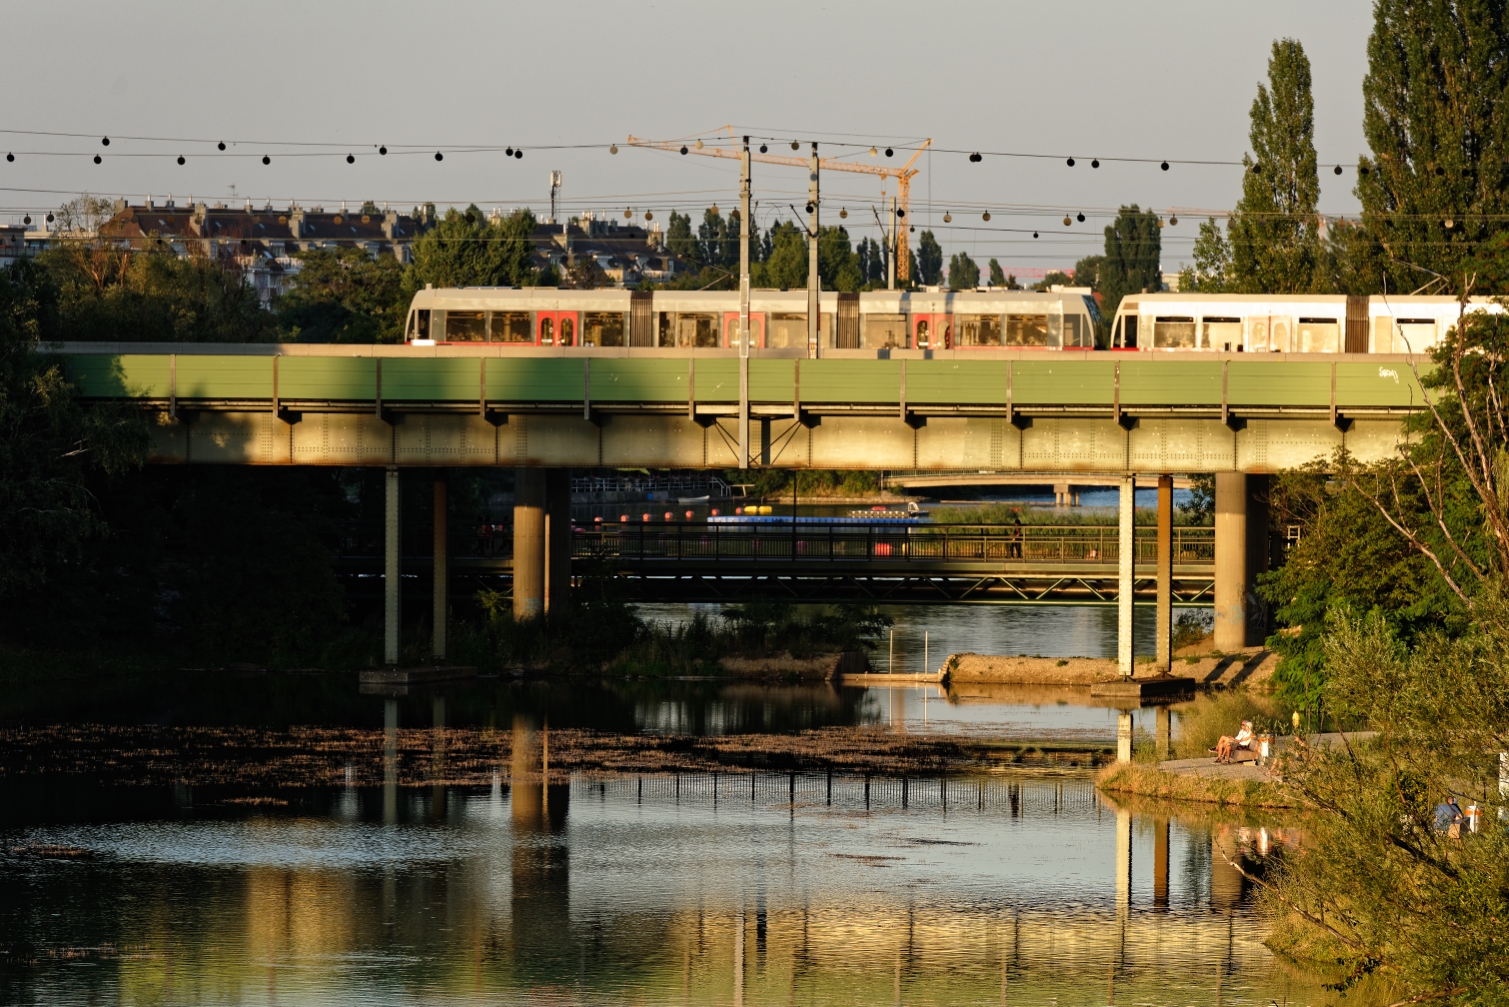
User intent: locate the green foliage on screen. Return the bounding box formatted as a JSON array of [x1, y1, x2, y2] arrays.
[[1180, 218, 1232, 293], [1099, 205, 1162, 319], [1071, 254, 1104, 291], [37, 242, 273, 343], [0, 260, 148, 602], [947, 251, 980, 290], [403, 206, 538, 294], [278, 246, 407, 343], [855, 237, 886, 287], [988, 259, 1007, 288], [1029, 270, 1072, 292], [665, 211, 697, 265], [1267, 605, 1509, 1003], [753, 221, 806, 289], [1228, 39, 1322, 293], [1358, 0, 1509, 290], [916, 231, 943, 286]]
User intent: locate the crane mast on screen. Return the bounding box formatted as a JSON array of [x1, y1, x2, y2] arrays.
[[625, 130, 930, 283]]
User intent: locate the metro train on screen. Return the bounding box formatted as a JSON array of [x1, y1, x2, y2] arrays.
[[1110, 293, 1502, 355], [402, 285, 1495, 355], [403, 287, 1100, 352]]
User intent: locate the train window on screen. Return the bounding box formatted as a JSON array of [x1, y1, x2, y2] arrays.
[[861, 313, 908, 350], [1063, 315, 1093, 347], [722, 315, 766, 349], [1202, 317, 1242, 351], [915, 319, 931, 348], [560, 317, 575, 347], [1272, 319, 1291, 352], [1004, 314, 1050, 347], [1379, 318, 1435, 353], [768, 313, 807, 349], [1152, 316, 1196, 349], [1116, 314, 1139, 348], [663, 312, 717, 348], [490, 311, 532, 342], [957, 314, 1003, 347], [446, 311, 487, 342], [1296, 318, 1340, 353], [412, 309, 430, 340], [540, 316, 555, 346], [583, 312, 625, 347]]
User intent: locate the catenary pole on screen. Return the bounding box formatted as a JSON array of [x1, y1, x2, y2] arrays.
[[807, 142, 820, 358], [739, 136, 751, 470]]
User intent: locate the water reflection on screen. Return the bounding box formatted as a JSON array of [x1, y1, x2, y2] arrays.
[[0, 772, 1353, 1005]]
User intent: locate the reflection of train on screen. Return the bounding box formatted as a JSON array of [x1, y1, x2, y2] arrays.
[[1111, 293, 1502, 354], [404, 287, 1100, 351]]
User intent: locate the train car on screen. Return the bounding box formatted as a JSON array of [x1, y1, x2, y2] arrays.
[[1109, 293, 1502, 354], [403, 287, 1100, 353]]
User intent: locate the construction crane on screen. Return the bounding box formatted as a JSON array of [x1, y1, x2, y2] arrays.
[[625, 128, 931, 283]]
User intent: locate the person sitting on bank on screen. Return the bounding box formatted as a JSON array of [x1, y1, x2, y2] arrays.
[[1215, 720, 1255, 764], [1435, 795, 1465, 832]]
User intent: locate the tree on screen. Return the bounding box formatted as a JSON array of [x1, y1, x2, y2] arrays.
[[1178, 218, 1233, 293], [1228, 39, 1321, 293], [1072, 254, 1105, 291], [564, 251, 609, 290], [1099, 205, 1161, 318], [856, 237, 885, 287], [916, 231, 943, 286], [1030, 270, 1074, 292], [988, 259, 1007, 288], [697, 207, 734, 269], [278, 246, 407, 343], [753, 221, 807, 289], [665, 211, 698, 266], [0, 259, 147, 602], [947, 251, 979, 290], [817, 225, 863, 292], [1358, 1, 1509, 291], [405, 206, 537, 292]]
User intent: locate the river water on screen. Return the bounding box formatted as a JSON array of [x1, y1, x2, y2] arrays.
[[0, 668, 1364, 1006]]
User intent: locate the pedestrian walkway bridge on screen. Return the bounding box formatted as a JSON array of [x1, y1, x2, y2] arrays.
[[57, 344, 1429, 471]]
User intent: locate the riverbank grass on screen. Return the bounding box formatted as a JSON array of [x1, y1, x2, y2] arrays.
[[1096, 762, 1293, 807]]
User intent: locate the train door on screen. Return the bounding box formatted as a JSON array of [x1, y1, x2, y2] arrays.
[[537, 310, 580, 347], [912, 313, 952, 350], [721, 311, 766, 349]]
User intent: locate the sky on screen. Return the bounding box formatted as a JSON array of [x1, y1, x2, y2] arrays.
[[3, 0, 1377, 275]]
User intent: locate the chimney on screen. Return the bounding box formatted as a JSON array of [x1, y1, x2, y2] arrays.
[[145, 195, 154, 210], [289, 207, 305, 238]]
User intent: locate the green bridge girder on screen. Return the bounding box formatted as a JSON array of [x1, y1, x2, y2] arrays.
[[55, 344, 1430, 471]]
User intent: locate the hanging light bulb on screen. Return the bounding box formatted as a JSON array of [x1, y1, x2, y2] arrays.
[[610, 144, 618, 154], [5, 153, 12, 162], [760, 143, 768, 153], [379, 145, 387, 155], [22, 215, 30, 225], [1445, 218, 1455, 229], [1333, 165, 1343, 175], [896, 209, 905, 218], [982, 211, 991, 221], [1063, 215, 1072, 226], [680, 146, 688, 155], [217, 141, 226, 151], [1032, 231, 1039, 238], [1170, 214, 1179, 226], [839, 207, 848, 219], [909, 224, 915, 232], [93, 154, 101, 164], [943, 211, 951, 223], [263, 155, 271, 165], [346, 154, 355, 164], [885, 148, 894, 157], [695, 139, 704, 149], [869, 146, 877, 156], [1066, 157, 1075, 167], [1091, 159, 1100, 169], [805, 202, 814, 214], [46, 213, 54, 222], [1160, 161, 1170, 171], [177, 155, 185, 165], [645, 211, 653, 221], [514, 149, 523, 159], [1157, 218, 1166, 228], [1251, 163, 1262, 174], [1076, 212, 1085, 222], [506, 147, 514, 156], [624, 208, 632, 219], [434, 151, 444, 161], [711, 203, 720, 215], [1359, 165, 1369, 177], [101, 137, 110, 147]]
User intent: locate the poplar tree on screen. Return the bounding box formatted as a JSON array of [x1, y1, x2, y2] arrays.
[[916, 231, 943, 286], [947, 252, 980, 290], [1099, 205, 1161, 318], [1229, 39, 1321, 292], [1358, 0, 1509, 289]]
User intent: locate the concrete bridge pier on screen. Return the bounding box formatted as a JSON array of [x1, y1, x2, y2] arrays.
[[432, 472, 448, 662], [384, 467, 401, 666], [513, 469, 547, 620], [1117, 476, 1136, 677], [545, 468, 572, 615], [1156, 475, 1174, 673], [1214, 474, 1271, 651]]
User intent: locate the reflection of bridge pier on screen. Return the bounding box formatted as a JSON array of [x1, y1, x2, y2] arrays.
[[509, 714, 571, 979]]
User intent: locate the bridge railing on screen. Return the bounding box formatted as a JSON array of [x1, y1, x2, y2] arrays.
[[568, 523, 1215, 566]]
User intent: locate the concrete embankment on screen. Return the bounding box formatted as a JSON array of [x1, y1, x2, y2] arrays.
[[942, 649, 1280, 689]]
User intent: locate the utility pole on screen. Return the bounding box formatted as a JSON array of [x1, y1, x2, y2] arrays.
[[807, 142, 820, 358], [739, 136, 751, 471], [549, 170, 562, 224], [889, 194, 898, 290]]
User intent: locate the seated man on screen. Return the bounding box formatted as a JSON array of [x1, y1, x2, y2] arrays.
[[1215, 720, 1255, 764]]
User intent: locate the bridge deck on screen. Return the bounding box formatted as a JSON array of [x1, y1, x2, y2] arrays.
[[55, 345, 1429, 471]]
